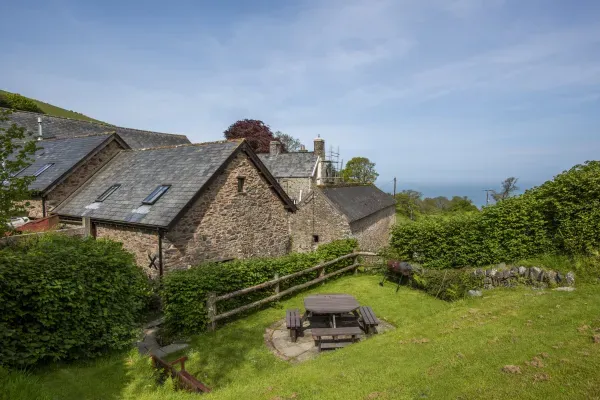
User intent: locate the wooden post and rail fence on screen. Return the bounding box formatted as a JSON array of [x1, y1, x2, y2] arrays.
[[206, 251, 378, 331]]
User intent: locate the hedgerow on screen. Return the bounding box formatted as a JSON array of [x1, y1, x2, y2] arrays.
[[391, 161, 600, 268], [0, 234, 148, 369], [162, 239, 358, 335]]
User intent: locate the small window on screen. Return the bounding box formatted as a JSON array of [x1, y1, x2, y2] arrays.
[[313, 235, 320, 243], [33, 163, 54, 177], [237, 177, 245, 193], [96, 184, 121, 202], [142, 185, 170, 205]]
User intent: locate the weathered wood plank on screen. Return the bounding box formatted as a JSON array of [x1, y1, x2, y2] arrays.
[[213, 262, 360, 322], [215, 252, 375, 302]]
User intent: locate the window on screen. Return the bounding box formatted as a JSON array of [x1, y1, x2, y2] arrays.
[[237, 177, 245, 193], [96, 184, 121, 202], [33, 163, 54, 177], [142, 185, 170, 205], [313, 235, 320, 243]]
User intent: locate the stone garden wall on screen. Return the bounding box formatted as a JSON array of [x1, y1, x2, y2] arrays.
[[471, 263, 575, 289]]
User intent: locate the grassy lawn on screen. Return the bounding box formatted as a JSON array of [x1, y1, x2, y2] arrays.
[[3, 275, 599, 400]]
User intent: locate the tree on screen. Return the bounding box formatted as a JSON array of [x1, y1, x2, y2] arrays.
[[223, 119, 277, 153], [0, 109, 38, 235], [341, 157, 379, 184], [395, 190, 422, 220], [449, 196, 478, 213], [492, 177, 519, 202], [0, 92, 44, 113], [274, 131, 303, 152]]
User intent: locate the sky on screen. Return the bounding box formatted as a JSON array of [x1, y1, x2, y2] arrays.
[[1, 0, 600, 205]]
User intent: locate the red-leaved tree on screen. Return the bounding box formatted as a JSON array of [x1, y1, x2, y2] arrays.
[[223, 119, 282, 153]]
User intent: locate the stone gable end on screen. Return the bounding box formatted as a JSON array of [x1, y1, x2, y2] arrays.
[[290, 189, 350, 252], [349, 206, 396, 252], [162, 151, 291, 270]]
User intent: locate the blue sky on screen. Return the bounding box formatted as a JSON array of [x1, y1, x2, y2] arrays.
[[2, 0, 600, 204]]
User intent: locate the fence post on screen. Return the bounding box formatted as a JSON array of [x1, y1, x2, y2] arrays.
[[274, 273, 280, 295], [206, 292, 217, 332], [354, 254, 359, 275], [319, 260, 325, 285]]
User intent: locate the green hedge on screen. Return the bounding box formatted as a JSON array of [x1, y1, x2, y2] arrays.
[[0, 234, 148, 369], [162, 239, 358, 335], [391, 161, 600, 269]]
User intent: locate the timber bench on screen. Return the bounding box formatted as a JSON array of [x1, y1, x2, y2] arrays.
[[312, 327, 363, 351], [286, 309, 302, 342], [358, 306, 379, 333]]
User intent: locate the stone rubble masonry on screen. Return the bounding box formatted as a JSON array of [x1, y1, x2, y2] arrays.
[[277, 177, 313, 203], [162, 152, 291, 270], [349, 206, 396, 253], [472, 264, 576, 289], [18, 199, 44, 219], [95, 151, 292, 277], [95, 224, 159, 276], [290, 189, 352, 253]]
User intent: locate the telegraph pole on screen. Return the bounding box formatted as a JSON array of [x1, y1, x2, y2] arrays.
[[393, 177, 397, 197], [483, 189, 494, 206]]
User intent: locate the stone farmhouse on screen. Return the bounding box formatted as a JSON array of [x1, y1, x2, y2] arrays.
[[16, 133, 129, 218], [1, 109, 191, 149], [54, 140, 296, 277], [258, 136, 334, 203], [290, 185, 396, 253]]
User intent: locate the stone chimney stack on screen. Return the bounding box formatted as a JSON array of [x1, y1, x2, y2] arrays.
[[314, 135, 325, 159], [270, 140, 282, 157]]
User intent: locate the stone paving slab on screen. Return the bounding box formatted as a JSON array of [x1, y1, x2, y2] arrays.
[[265, 318, 395, 363]]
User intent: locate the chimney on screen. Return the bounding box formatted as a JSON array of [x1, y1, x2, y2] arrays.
[[314, 135, 325, 159], [270, 140, 282, 157], [299, 145, 307, 152], [37, 117, 43, 141]]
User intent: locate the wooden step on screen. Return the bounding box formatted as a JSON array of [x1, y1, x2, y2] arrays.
[[319, 341, 352, 351]]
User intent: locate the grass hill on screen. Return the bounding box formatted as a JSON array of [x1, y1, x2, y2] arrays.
[[0, 90, 107, 124]]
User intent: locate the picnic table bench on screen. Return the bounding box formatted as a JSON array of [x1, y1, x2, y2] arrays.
[[286, 308, 302, 342], [312, 326, 363, 351], [358, 306, 379, 334]]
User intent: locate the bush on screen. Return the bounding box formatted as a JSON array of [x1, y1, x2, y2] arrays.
[[391, 162, 600, 268], [0, 93, 44, 113], [162, 239, 358, 335], [411, 268, 484, 302], [0, 234, 148, 369]]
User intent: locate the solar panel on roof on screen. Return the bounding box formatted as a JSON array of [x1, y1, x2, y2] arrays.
[[142, 185, 170, 205]]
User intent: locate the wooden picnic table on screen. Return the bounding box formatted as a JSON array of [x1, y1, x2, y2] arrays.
[[303, 294, 360, 328], [304, 294, 360, 314]]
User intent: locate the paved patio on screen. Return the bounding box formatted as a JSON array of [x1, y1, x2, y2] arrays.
[[264, 318, 395, 363]]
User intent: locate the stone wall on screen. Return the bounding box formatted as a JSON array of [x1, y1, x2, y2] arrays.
[[472, 263, 575, 289], [18, 199, 44, 219], [290, 189, 351, 253], [350, 206, 396, 252], [162, 152, 292, 270], [277, 177, 313, 203], [46, 140, 123, 213], [95, 223, 160, 276]]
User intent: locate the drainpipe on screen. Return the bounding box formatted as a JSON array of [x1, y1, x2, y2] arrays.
[[41, 196, 47, 218], [157, 229, 164, 277]]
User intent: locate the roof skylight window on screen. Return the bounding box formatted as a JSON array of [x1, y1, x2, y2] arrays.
[[33, 163, 54, 177], [142, 185, 170, 205], [96, 184, 121, 202]]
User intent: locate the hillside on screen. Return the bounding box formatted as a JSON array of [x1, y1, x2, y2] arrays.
[[0, 90, 107, 124]]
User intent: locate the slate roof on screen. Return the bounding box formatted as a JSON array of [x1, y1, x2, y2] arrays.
[[17, 134, 123, 194], [257, 152, 319, 178], [320, 185, 396, 223], [55, 140, 295, 228], [1, 109, 191, 149]]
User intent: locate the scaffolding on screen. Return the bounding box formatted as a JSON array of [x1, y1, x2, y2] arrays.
[[326, 145, 344, 184]]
